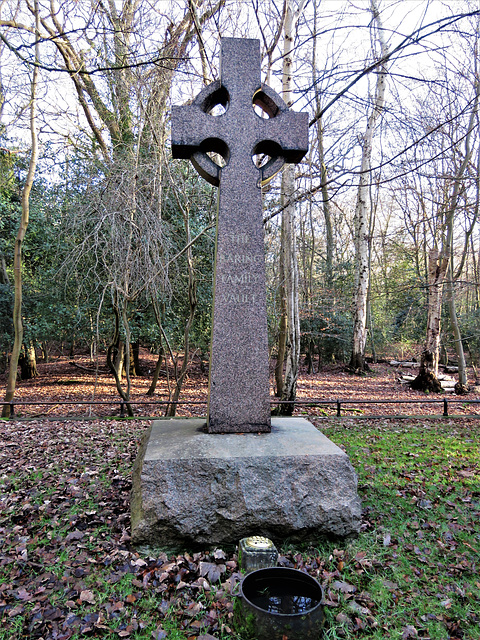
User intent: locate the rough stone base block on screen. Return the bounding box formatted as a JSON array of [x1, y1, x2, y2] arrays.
[[131, 417, 361, 548]]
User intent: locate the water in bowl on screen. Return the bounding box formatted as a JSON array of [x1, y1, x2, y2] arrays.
[[250, 591, 321, 615]]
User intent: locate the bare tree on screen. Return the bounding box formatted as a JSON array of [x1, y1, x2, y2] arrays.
[[412, 70, 480, 391], [2, 0, 40, 418], [1, 0, 224, 411], [275, 0, 307, 414], [349, 0, 388, 373]]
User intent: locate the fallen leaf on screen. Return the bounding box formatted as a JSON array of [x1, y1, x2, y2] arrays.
[[132, 558, 147, 567], [418, 499, 432, 509], [402, 625, 418, 639], [332, 580, 356, 593], [336, 612, 351, 624], [8, 604, 24, 617], [79, 590, 96, 604], [65, 530, 84, 542], [382, 580, 398, 590], [185, 602, 204, 617], [190, 619, 206, 629], [191, 577, 211, 590], [199, 561, 225, 583], [348, 601, 371, 616]]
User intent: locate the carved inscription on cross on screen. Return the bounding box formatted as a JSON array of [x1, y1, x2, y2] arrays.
[[172, 38, 308, 434]]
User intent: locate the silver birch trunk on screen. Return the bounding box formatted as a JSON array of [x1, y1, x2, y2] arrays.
[[350, 0, 388, 372], [446, 263, 468, 391], [444, 76, 480, 393], [277, 0, 306, 413], [282, 164, 300, 410], [313, 0, 332, 283]]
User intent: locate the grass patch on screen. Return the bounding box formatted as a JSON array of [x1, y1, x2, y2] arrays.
[[0, 418, 479, 639], [317, 418, 480, 639]]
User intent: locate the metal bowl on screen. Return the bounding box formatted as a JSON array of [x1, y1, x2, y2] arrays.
[[239, 567, 324, 639]]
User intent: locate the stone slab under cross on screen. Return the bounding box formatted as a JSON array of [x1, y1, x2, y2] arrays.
[[172, 37, 308, 434]]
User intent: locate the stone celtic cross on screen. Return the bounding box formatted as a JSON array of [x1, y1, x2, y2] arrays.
[[172, 38, 308, 433]]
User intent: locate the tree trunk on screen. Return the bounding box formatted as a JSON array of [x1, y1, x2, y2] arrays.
[[19, 343, 38, 380], [349, 0, 388, 373], [281, 165, 301, 415], [275, 0, 306, 416], [367, 297, 377, 364], [275, 284, 287, 398], [146, 345, 164, 397], [2, 3, 39, 418], [128, 344, 136, 376], [446, 265, 468, 394], [114, 340, 125, 379], [121, 305, 133, 410], [132, 339, 140, 376], [313, 1, 332, 284], [306, 339, 315, 374], [106, 302, 133, 416], [411, 249, 444, 392], [165, 204, 197, 417], [0, 254, 9, 285]]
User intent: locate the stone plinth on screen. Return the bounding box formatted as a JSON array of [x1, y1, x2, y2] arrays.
[[131, 418, 361, 549]]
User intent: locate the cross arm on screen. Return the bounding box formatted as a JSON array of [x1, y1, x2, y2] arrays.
[[171, 104, 209, 159], [171, 102, 226, 186], [171, 80, 229, 161], [253, 85, 309, 164], [269, 110, 309, 163]]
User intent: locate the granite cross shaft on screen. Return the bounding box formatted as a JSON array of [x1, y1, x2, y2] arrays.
[[171, 37, 308, 434]]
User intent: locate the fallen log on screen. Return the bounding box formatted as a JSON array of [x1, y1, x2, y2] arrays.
[[398, 374, 416, 384], [443, 366, 459, 373], [69, 361, 108, 372], [390, 361, 419, 368]]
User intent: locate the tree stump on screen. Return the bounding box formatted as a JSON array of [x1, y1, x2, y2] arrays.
[[19, 344, 38, 380], [410, 370, 442, 393], [454, 382, 469, 395]]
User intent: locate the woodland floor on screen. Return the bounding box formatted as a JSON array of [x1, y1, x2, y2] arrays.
[[1, 354, 480, 638], [1, 416, 479, 639], [1, 351, 479, 419]]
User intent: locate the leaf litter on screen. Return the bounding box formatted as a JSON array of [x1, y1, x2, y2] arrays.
[[0, 416, 479, 638], [3, 355, 480, 419]]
